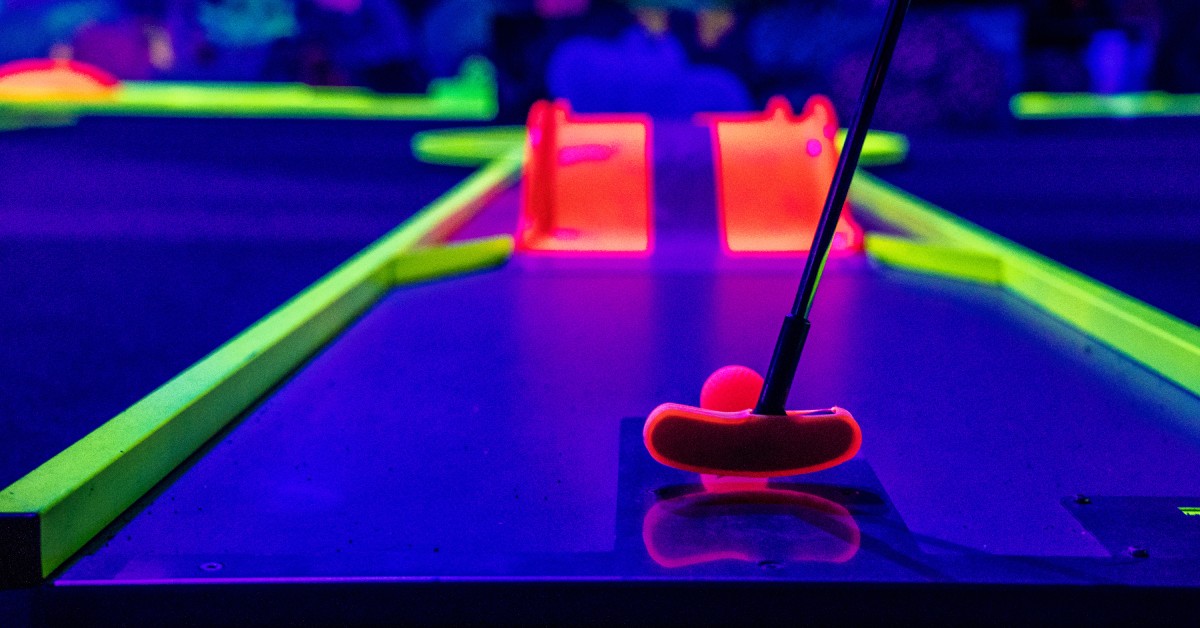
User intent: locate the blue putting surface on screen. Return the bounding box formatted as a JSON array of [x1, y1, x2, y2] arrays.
[[871, 117, 1200, 326], [45, 116, 1200, 591], [2, 103, 1199, 626], [56, 251, 1200, 584], [0, 117, 474, 489]]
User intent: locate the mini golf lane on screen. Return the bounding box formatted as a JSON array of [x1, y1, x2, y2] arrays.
[[55, 253, 1200, 585]]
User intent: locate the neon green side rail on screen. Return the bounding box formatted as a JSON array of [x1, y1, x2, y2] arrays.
[[2, 125, 1197, 587], [411, 126, 911, 168], [854, 171, 1200, 397], [0, 58, 497, 121], [0, 148, 523, 585], [1010, 91, 1200, 120]]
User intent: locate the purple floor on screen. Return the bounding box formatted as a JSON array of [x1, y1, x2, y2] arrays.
[[0, 117, 474, 488]]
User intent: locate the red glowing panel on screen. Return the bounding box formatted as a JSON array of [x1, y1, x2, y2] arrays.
[[703, 95, 862, 255], [0, 58, 118, 101], [517, 100, 653, 255]]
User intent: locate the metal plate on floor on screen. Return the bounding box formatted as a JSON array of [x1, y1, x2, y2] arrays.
[[1064, 496, 1200, 560]]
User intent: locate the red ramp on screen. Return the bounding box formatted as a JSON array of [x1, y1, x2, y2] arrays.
[[703, 96, 862, 255], [517, 100, 653, 255]]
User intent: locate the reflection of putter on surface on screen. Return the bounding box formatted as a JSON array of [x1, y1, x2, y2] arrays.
[[643, 0, 910, 477], [643, 487, 861, 568]]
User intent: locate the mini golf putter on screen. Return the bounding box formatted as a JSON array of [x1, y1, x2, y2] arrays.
[[644, 0, 910, 478], [646, 365, 860, 477]]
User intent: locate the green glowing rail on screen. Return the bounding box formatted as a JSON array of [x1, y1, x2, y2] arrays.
[[855, 171, 1200, 398], [1011, 91, 1200, 120], [0, 57, 496, 121], [3, 118, 1197, 589], [410, 126, 910, 168], [0, 148, 522, 585]]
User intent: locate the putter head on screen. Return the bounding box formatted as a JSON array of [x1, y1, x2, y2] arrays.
[[643, 404, 861, 477]]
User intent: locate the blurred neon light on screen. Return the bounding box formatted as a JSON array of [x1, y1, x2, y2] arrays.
[[412, 127, 527, 167], [410, 126, 909, 168], [0, 59, 117, 101], [1011, 91, 1200, 120], [517, 100, 653, 254], [643, 487, 860, 568], [703, 96, 862, 255], [0, 58, 496, 121]]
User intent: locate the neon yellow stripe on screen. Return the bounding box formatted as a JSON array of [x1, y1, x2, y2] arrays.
[[412, 127, 527, 166], [393, 235, 514, 285], [837, 129, 910, 167], [1011, 91, 1200, 120], [864, 233, 1004, 285], [0, 151, 521, 579], [410, 127, 910, 167]]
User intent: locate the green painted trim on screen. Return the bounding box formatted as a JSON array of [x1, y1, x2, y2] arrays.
[[1010, 91, 1200, 120], [4, 110, 1193, 586], [393, 235, 514, 286], [838, 129, 910, 167], [411, 126, 909, 167], [413, 126, 527, 166], [863, 233, 1004, 285], [854, 171, 1200, 398], [0, 58, 496, 121], [0, 151, 522, 581]]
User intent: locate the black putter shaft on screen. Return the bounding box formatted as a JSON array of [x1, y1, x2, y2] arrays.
[[754, 0, 911, 417]]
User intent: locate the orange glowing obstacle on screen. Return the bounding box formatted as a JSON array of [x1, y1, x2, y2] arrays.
[[0, 59, 118, 101], [702, 95, 862, 254], [517, 100, 653, 254]]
